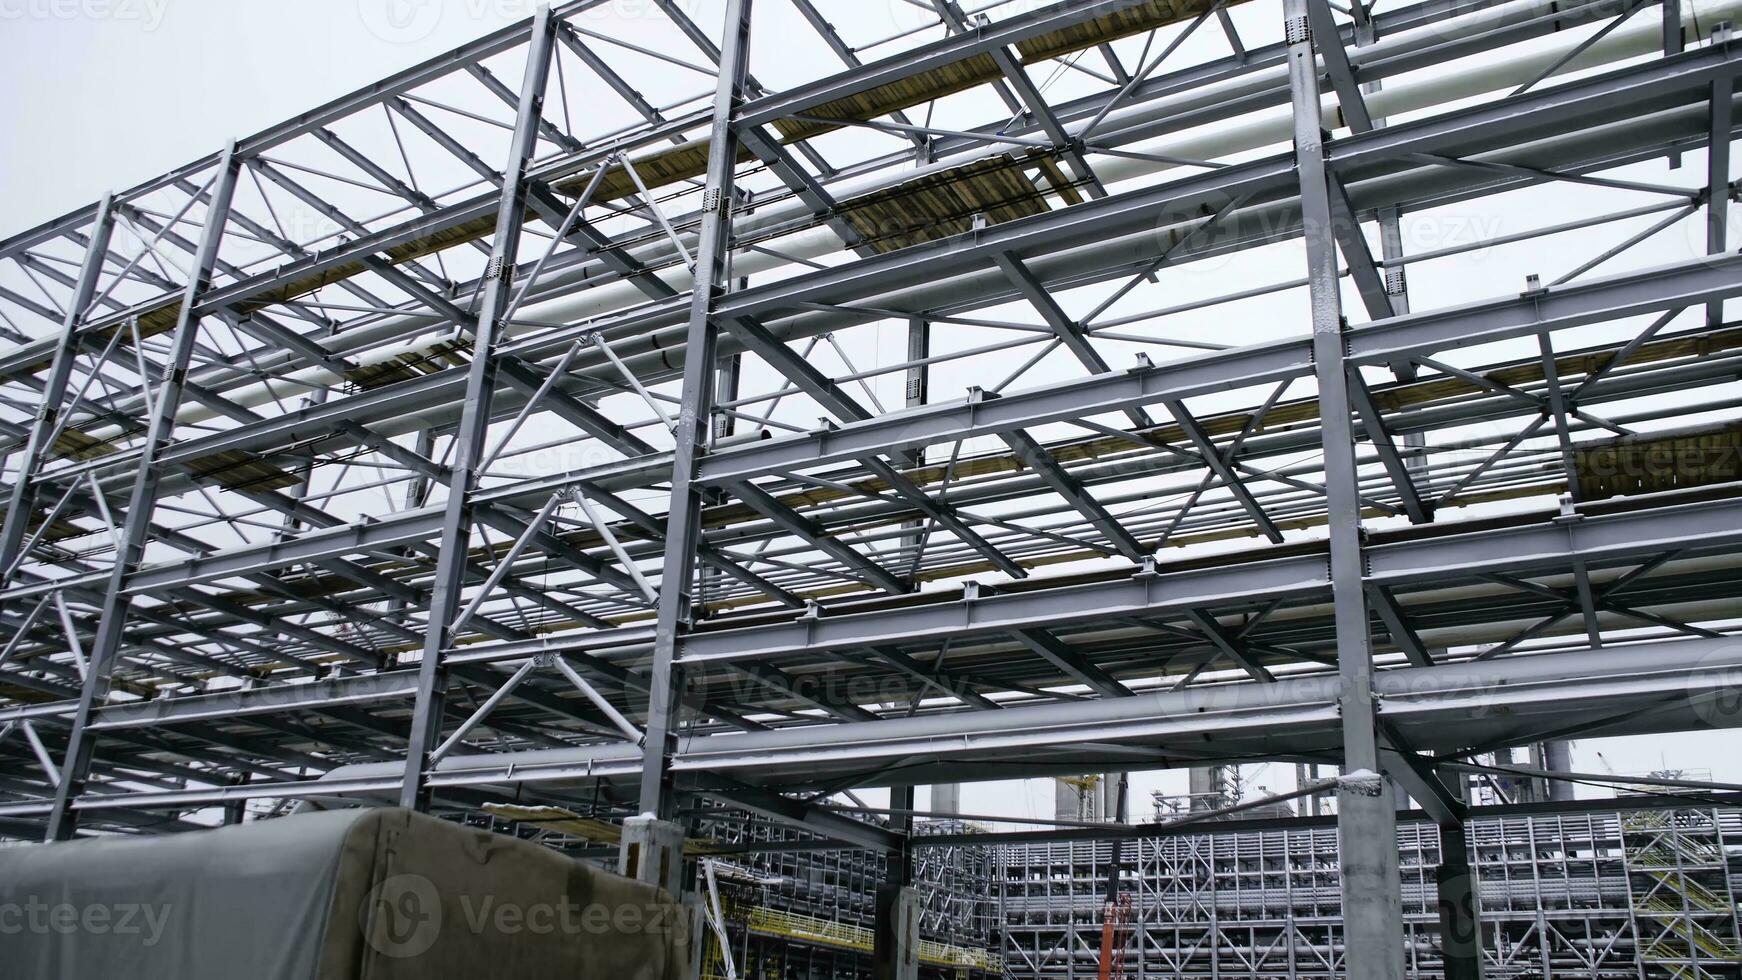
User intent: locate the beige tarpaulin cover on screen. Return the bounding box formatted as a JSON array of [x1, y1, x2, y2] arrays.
[[0, 807, 694, 979]]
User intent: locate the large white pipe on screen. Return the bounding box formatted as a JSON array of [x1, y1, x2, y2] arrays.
[[21, 0, 1739, 446]]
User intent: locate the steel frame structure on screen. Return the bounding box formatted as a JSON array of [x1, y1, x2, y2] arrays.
[[3, 0, 1742, 976], [998, 801, 1742, 980]]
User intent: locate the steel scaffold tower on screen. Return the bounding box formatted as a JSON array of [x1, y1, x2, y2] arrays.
[[3, 0, 1742, 977]]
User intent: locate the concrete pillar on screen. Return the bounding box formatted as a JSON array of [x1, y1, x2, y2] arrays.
[[872, 884, 920, 980], [1436, 822, 1485, 980], [680, 894, 708, 980], [619, 814, 687, 897]]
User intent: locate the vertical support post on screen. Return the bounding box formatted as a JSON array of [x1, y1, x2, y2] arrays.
[[1708, 64, 1732, 326], [900, 315, 961, 812], [702, 329, 742, 610], [0, 194, 119, 583], [44, 146, 244, 841], [1667, 0, 1687, 167], [618, 813, 688, 896], [399, 6, 557, 810], [636, 0, 754, 823], [1436, 822, 1484, 980], [1284, 3, 1407, 977], [889, 784, 915, 884], [874, 877, 921, 980]]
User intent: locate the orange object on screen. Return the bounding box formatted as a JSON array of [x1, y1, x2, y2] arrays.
[[1095, 893, 1133, 980]]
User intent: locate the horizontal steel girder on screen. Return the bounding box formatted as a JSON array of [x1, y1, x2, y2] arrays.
[[669, 496, 1742, 665], [8, 633, 1734, 816]]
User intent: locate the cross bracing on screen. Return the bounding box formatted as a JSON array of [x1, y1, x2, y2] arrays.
[[1, 0, 1740, 974]]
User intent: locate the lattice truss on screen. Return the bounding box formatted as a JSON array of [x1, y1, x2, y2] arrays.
[[998, 806, 1742, 980], [0, 0, 1739, 843]]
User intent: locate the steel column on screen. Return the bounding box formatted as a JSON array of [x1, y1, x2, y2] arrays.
[[1286, 2, 1408, 977], [0, 196, 119, 585], [43, 145, 243, 840], [636, 0, 754, 821], [397, 5, 558, 810]]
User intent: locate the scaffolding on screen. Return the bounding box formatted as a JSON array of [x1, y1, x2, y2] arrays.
[[999, 803, 1742, 980]]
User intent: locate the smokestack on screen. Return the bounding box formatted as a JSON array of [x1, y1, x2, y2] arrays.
[[1188, 766, 1230, 813], [1055, 776, 1101, 823], [930, 784, 960, 816], [1543, 741, 1576, 802]]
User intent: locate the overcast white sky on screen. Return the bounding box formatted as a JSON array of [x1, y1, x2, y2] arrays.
[[0, 0, 1737, 825]]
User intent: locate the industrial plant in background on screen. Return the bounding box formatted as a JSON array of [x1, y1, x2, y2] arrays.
[[0, 0, 1740, 978]]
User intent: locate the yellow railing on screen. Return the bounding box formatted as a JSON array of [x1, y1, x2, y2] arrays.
[[1621, 810, 1742, 977], [744, 906, 1004, 972]]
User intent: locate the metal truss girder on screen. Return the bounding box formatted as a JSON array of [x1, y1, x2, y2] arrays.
[[735, 0, 1143, 132], [697, 783, 903, 853], [1375, 724, 1468, 828], [1346, 370, 1431, 523], [1011, 628, 1132, 698], [1163, 399, 1285, 543], [727, 478, 908, 595], [21, 632, 1736, 819], [676, 496, 1742, 666], [0, 2, 583, 265], [31, 55, 1736, 503], [697, 250, 1742, 484], [706, 43, 1742, 330], [854, 454, 1026, 580], [998, 425, 1148, 562], [80, 671, 422, 731], [427, 635, 1742, 798], [1182, 609, 1277, 683]]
